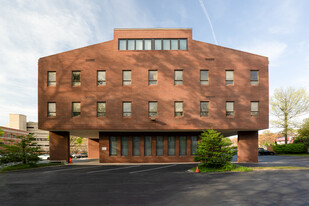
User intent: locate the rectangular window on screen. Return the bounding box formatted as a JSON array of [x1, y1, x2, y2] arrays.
[[48, 102, 56, 117], [171, 39, 178, 50], [109, 136, 117, 156], [148, 70, 157, 85], [179, 39, 187, 50], [72, 102, 81, 117], [174, 70, 183, 85], [250, 71, 259, 85], [97, 102, 106, 117], [168, 136, 175, 156], [155, 39, 162, 50], [191, 136, 198, 155], [72, 71, 81, 86], [144, 136, 152, 156], [200, 70, 209, 85], [226, 70, 234, 85], [136, 40, 143, 50], [123, 102, 131, 117], [144, 40, 152, 50], [127, 40, 135, 50], [47, 71, 56, 86], [163, 39, 170, 50], [175, 101, 183, 117], [121, 137, 128, 156], [148, 102, 157, 117], [133, 136, 140, 156], [251, 101, 259, 116], [156, 136, 164, 156], [200, 101, 209, 117], [97, 71, 106, 85], [119, 39, 127, 50], [226, 101, 234, 116], [122, 70, 131, 85], [179, 136, 187, 156]]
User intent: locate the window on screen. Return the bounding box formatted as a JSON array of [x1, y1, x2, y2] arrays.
[[250, 71, 259, 85], [200, 70, 209, 85], [72, 71, 81, 86], [168, 136, 175, 156], [149, 102, 157, 117], [251, 101, 259, 116], [121, 136, 128, 156], [175, 101, 183, 117], [97, 71, 106, 85], [47, 71, 56, 86], [144, 136, 152, 156], [155, 39, 162, 50], [123, 102, 131, 117], [109, 136, 117, 156], [148, 70, 157, 85], [163, 39, 170, 50], [128, 40, 135, 50], [174, 70, 183, 85], [97, 102, 106, 117], [191, 136, 198, 155], [72, 102, 81, 117], [119, 40, 126, 50], [225, 70, 234, 85], [156, 136, 164, 156], [123, 70, 131, 85], [200, 101, 209, 117], [133, 136, 140, 156], [48, 102, 56, 117], [7, 134, 11, 138], [179, 39, 187, 50], [144, 40, 152, 50], [171, 39, 178, 50], [226, 101, 234, 116], [179, 136, 187, 156], [136, 40, 143, 50]]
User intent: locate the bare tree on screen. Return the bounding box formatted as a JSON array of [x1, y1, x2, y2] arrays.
[[271, 87, 309, 144]]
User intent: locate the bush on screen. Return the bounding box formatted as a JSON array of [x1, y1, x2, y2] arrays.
[[273, 143, 307, 154], [194, 129, 236, 168]]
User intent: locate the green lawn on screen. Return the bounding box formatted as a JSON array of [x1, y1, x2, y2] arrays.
[[1, 162, 64, 172]]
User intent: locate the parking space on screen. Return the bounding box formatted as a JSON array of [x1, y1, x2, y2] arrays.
[[1, 156, 309, 205]]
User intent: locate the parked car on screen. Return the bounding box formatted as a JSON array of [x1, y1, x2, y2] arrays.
[[80, 153, 88, 158], [39, 154, 50, 160], [71, 153, 81, 158], [258, 148, 274, 156]]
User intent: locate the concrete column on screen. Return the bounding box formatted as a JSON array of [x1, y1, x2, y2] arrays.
[[237, 131, 258, 163], [88, 139, 99, 159], [49, 131, 70, 162]]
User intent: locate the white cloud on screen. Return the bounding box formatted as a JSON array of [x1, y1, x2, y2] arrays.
[[0, 0, 154, 125], [238, 41, 287, 65]]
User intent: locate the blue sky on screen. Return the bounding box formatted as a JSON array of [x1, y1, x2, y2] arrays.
[[0, 0, 309, 126]]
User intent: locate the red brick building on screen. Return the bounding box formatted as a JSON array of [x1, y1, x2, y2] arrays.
[[38, 28, 269, 163], [0, 126, 28, 147]]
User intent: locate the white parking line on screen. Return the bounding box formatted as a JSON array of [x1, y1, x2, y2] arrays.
[[44, 166, 102, 173], [87, 165, 140, 174], [130, 164, 176, 174]]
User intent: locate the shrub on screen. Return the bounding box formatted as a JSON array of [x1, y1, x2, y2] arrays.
[[273, 143, 307, 154], [194, 129, 236, 168]]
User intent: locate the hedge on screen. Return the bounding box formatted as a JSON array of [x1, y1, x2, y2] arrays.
[[273, 143, 307, 154]]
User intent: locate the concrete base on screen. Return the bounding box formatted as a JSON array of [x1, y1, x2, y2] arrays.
[[237, 131, 258, 163], [88, 139, 99, 159], [49, 131, 70, 162]]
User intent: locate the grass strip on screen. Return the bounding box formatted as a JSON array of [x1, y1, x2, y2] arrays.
[[1, 162, 63, 172], [250, 166, 309, 171], [192, 163, 253, 173]]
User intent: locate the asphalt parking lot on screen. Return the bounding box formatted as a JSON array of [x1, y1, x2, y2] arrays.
[[1, 156, 309, 206]]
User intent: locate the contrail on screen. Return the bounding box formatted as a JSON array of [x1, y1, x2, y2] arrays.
[[198, 0, 218, 45]]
